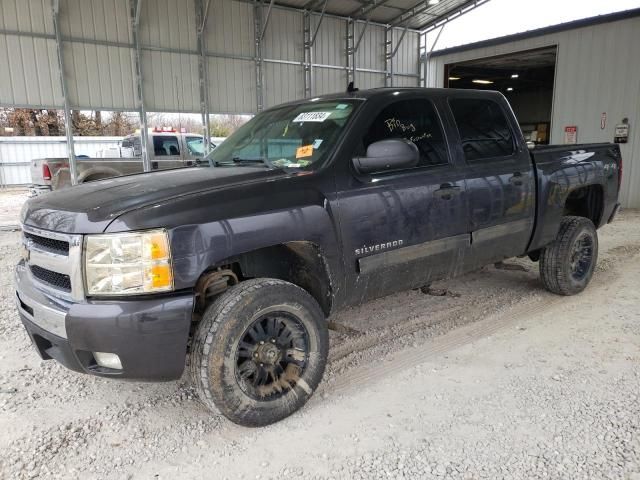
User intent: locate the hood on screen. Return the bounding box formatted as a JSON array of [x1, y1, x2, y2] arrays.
[[22, 166, 286, 234]]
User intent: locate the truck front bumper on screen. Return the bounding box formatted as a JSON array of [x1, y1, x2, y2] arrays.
[[15, 261, 194, 381]]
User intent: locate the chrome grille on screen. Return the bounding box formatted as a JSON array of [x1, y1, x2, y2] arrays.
[[22, 225, 84, 301], [24, 232, 69, 255], [30, 265, 72, 292]]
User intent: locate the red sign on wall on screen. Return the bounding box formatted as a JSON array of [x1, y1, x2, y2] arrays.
[[564, 126, 578, 144]]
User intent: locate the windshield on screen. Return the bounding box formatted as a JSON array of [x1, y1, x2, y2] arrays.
[[201, 100, 358, 170], [186, 136, 205, 156]]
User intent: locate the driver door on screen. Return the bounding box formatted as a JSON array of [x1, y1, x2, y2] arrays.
[[334, 96, 470, 305]]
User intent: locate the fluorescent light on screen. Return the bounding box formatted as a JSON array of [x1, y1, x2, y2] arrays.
[[472, 79, 493, 85], [511, 74, 519, 79], [507, 87, 514, 92], [448, 76, 460, 81], [428, 0, 440, 4]]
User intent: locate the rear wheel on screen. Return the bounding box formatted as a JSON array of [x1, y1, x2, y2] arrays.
[[190, 278, 328, 427], [539, 216, 598, 295]]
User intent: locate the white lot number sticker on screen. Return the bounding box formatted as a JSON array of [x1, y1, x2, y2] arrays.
[[293, 111, 332, 123]]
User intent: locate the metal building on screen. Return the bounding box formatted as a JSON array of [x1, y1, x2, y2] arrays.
[[0, 136, 122, 184], [426, 9, 640, 208], [0, 0, 487, 185]]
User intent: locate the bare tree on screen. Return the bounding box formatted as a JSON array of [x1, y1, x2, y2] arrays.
[[0, 108, 65, 136]]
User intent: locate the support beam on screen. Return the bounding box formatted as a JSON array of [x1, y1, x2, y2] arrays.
[[388, 0, 438, 28], [310, 0, 328, 47], [196, 0, 211, 154], [253, 1, 265, 111], [419, 30, 426, 87], [423, 0, 489, 33], [303, 0, 328, 98], [346, 19, 356, 87], [348, 0, 396, 19], [130, 0, 150, 172], [259, 0, 275, 42], [391, 26, 408, 58], [50, 0, 77, 185], [303, 11, 312, 98], [384, 27, 392, 87], [423, 24, 445, 87]]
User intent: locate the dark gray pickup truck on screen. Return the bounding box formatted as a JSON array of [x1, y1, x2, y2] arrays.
[[15, 88, 622, 426]]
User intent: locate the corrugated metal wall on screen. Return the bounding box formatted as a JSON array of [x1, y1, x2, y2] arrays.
[[426, 15, 640, 208], [0, 136, 122, 185], [0, 0, 421, 115]]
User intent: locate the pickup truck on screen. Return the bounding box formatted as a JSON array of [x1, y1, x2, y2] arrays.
[[29, 130, 218, 194], [15, 88, 622, 427]]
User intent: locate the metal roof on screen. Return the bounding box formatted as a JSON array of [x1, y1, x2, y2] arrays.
[[431, 7, 640, 57], [268, 0, 483, 30]]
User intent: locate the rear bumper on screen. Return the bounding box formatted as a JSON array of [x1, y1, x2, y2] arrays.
[[29, 185, 52, 197], [15, 261, 194, 381]]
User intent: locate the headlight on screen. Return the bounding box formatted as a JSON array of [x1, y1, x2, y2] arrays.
[[84, 229, 173, 296]]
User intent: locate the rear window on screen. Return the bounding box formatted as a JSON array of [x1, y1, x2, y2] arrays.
[[449, 98, 514, 161]]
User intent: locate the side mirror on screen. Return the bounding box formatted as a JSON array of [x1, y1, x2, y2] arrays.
[[352, 139, 419, 174]]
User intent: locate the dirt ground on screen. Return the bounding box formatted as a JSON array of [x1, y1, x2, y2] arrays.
[[0, 190, 638, 479]]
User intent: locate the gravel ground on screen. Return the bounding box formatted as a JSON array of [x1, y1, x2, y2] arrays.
[[0, 189, 27, 230], [0, 210, 639, 480]]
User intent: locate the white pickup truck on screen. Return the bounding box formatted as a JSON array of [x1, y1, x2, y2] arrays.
[[29, 129, 225, 194]]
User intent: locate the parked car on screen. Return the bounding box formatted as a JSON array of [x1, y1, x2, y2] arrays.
[[29, 129, 222, 195], [16, 88, 621, 427]]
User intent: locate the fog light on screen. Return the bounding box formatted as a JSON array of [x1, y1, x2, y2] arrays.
[[93, 352, 123, 370]]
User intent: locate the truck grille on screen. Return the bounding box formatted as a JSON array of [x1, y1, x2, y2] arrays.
[[24, 232, 69, 255], [22, 225, 83, 300], [30, 265, 72, 292]]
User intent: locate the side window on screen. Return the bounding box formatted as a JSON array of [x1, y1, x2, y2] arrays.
[[449, 98, 514, 161], [132, 136, 142, 157], [153, 136, 180, 156], [363, 99, 449, 168]]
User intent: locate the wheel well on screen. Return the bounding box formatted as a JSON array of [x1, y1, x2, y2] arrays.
[[564, 185, 604, 227], [195, 242, 333, 316]]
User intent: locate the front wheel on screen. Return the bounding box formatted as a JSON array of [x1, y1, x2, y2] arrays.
[[190, 278, 329, 427], [539, 216, 598, 295]]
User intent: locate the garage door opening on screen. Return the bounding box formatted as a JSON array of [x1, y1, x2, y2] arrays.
[[444, 46, 557, 145]]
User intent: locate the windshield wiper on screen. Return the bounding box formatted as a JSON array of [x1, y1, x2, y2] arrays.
[[227, 157, 275, 168], [196, 153, 276, 169], [231, 157, 266, 164]]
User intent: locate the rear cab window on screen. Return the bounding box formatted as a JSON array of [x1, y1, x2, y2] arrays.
[[448, 98, 515, 162]]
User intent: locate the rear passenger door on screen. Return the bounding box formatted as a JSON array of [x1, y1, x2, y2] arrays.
[[335, 96, 470, 304], [152, 135, 184, 170], [447, 96, 535, 268]]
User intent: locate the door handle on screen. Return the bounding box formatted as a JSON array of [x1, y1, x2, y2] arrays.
[[434, 184, 461, 200]]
